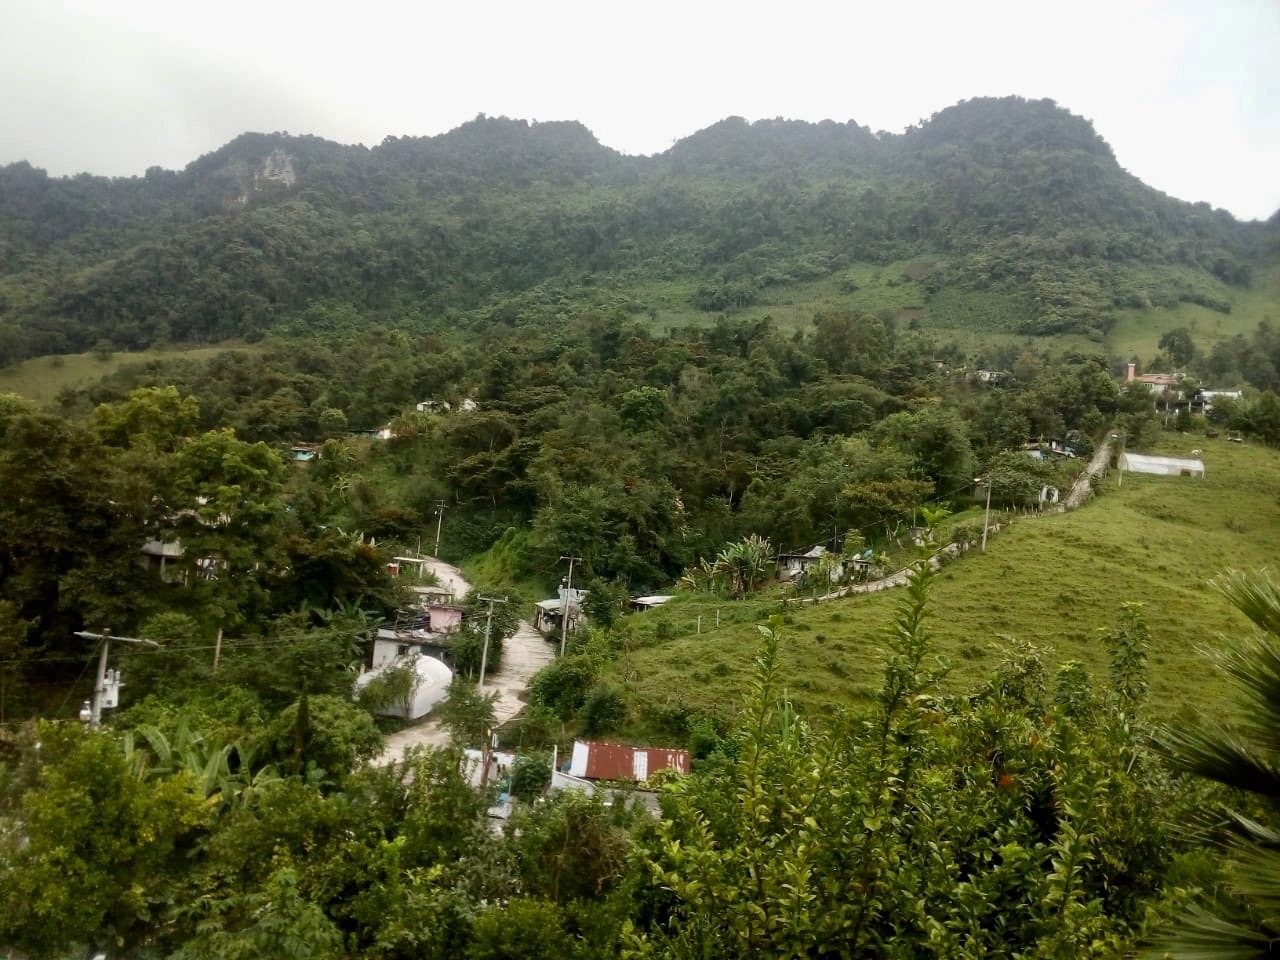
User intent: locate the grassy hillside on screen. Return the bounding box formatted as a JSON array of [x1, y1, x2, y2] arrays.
[[0, 343, 253, 406], [1109, 261, 1280, 364], [608, 258, 1275, 365], [612, 433, 1280, 736]]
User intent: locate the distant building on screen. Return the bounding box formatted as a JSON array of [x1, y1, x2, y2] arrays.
[[1119, 453, 1205, 478], [563, 740, 690, 782], [629, 595, 675, 613], [415, 398, 479, 414]]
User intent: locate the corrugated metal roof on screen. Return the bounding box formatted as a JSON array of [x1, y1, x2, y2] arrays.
[[631, 595, 675, 607], [574, 741, 690, 781]]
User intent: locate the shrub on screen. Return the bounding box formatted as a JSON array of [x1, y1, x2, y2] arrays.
[[581, 683, 627, 736], [528, 655, 596, 720], [509, 751, 552, 801]]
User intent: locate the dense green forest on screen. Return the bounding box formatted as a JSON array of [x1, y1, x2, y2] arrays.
[[3, 95, 1280, 958], [2, 96, 1276, 365]]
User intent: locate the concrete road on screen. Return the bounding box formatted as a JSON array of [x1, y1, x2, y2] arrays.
[[373, 558, 553, 766]]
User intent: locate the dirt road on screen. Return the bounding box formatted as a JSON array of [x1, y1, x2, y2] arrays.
[[373, 559, 554, 766], [786, 431, 1118, 607], [1064, 434, 1114, 509]]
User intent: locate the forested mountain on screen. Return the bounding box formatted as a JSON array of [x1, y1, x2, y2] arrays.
[[0, 96, 1273, 364], [6, 97, 1280, 960]]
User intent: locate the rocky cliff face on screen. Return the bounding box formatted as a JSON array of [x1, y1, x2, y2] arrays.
[[228, 146, 297, 204]]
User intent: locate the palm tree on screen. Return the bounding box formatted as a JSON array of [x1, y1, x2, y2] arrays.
[[1155, 569, 1280, 958]]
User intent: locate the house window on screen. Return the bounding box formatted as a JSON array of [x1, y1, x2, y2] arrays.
[[397, 644, 410, 657]]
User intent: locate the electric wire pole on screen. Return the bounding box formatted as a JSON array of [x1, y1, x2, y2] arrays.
[[74, 630, 161, 728], [475, 594, 509, 689], [976, 475, 993, 551], [558, 555, 582, 657], [433, 500, 448, 556]]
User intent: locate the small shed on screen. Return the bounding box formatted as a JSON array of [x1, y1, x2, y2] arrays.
[[630, 595, 674, 612], [535, 598, 582, 634], [1120, 453, 1206, 478], [533, 587, 586, 634], [566, 741, 690, 782]]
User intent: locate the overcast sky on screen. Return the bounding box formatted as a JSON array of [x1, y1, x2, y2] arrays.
[[2, 0, 1277, 220]]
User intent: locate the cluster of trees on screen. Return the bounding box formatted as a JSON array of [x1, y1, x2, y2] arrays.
[[2, 98, 1273, 364], [0, 387, 403, 718], [4, 547, 1278, 959], [49, 312, 1110, 595]]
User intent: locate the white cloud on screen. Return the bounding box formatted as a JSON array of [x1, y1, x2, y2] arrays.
[[1, 0, 1276, 218]]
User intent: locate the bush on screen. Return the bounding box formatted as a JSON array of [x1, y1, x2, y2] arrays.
[[581, 683, 627, 736], [466, 898, 574, 960], [509, 751, 552, 801], [527, 655, 596, 720], [261, 694, 381, 777]]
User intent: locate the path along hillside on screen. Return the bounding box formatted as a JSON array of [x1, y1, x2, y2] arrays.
[[374, 560, 554, 765]]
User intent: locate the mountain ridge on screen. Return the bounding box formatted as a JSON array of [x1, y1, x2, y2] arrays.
[[0, 96, 1274, 365]]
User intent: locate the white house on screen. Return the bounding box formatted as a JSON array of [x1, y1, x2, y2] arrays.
[[777, 545, 849, 582]]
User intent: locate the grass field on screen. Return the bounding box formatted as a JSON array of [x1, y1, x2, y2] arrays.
[[0, 343, 252, 406], [620, 258, 1278, 366], [610, 432, 1280, 736], [1108, 262, 1280, 363]]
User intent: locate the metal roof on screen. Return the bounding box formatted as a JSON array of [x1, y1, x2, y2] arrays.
[[631, 595, 675, 607], [570, 741, 690, 781]]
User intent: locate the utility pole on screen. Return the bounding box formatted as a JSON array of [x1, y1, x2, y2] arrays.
[[475, 594, 509, 689], [433, 500, 448, 556], [558, 555, 582, 657], [976, 475, 993, 551], [75, 630, 161, 728], [1112, 432, 1127, 487]]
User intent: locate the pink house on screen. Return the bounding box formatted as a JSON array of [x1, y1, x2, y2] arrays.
[[428, 603, 464, 634]]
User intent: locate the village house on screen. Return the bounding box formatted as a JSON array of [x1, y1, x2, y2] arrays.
[[533, 586, 586, 635], [777, 545, 835, 581], [550, 740, 691, 813], [1190, 389, 1244, 415], [1024, 437, 1079, 460], [1125, 362, 1182, 394], [777, 544, 869, 582]]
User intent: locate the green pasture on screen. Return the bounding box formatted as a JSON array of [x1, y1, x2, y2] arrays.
[[0, 343, 252, 407], [612, 432, 1280, 735]]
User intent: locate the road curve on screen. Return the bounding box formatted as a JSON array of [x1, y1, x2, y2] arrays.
[[373, 559, 553, 766]]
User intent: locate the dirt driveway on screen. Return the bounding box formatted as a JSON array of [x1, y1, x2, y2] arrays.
[[373, 559, 554, 765]]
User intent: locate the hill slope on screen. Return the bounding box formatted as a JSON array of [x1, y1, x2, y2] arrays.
[[1, 97, 1274, 366], [612, 432, 1280, 737]]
